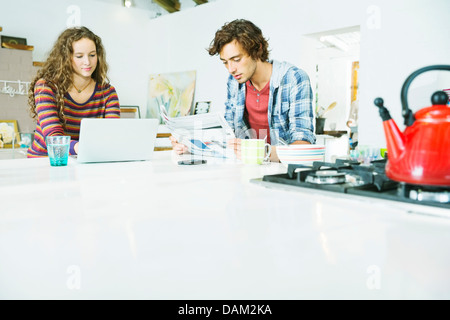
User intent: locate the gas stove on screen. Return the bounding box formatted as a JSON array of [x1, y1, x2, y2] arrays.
[[256, 159, 450, 210]]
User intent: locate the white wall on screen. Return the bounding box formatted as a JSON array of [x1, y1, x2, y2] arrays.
[[358, 0, 450, 148], [0, 0, 154, 111], [1, 0, 449, 149]]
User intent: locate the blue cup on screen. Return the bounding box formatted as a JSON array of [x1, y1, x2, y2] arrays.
[[46, 136, 70, 166]]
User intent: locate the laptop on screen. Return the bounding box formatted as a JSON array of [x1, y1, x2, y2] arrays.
[[76, 118, 159, 163]]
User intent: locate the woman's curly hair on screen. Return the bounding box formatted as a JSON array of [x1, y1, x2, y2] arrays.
[[208, 19, 269, 61], [28, 26, 109, 128]]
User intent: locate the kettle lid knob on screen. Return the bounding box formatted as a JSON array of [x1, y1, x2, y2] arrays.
[[431, 91, 449, 105]]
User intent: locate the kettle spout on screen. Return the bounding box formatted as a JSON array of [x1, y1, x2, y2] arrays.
[[374, 98, 405, 160]]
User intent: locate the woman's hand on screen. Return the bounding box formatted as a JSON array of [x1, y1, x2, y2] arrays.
[[169, 135, 189, 155]]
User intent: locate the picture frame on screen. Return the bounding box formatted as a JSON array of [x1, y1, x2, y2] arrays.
[[146, 70, 196, 123], [120, 105, 141, 119], [194, 101, 211, 115], [19, 132, 34, 148], [0, 120, 20, 148], [1, 35, 27, 46]]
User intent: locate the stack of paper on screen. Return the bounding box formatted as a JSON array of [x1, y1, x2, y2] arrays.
[[159, 104, 235, 158]]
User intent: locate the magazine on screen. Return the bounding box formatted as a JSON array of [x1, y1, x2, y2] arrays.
[[159, 105, 236, 158]]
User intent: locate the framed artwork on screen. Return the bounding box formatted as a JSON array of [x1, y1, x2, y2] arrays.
[[194, 101, 211, 115], [1, 35, 27, 46], [146, 70, 196, 123], [0, 120, 19, 148]]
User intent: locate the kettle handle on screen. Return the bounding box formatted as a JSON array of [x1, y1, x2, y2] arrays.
[[401, 65, 450, 126]]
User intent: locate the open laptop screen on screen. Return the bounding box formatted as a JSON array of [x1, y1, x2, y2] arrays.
[[76, 118, 159, 163]]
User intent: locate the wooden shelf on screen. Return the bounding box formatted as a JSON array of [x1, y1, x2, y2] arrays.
[[120, 109, 137, 114], [1, 42, 34, 51], [33, 61, 44, 67], [156, 133, 172, 138], [153, 0, 180, 13], [154, 146, 173, 151], [323, 130, 348, 138]]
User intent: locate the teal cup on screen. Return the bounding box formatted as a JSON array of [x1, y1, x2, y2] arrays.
[[241, 139, 271, 165], [46, 136, 70, 166]]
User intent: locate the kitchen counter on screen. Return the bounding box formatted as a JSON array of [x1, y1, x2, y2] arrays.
[[1, 151, 450, 299]]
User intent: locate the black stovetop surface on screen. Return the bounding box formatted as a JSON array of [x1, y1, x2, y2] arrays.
[[261, 159, 450, 209]]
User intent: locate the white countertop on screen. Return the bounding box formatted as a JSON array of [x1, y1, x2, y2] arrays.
[[1, 151, 450, 299]]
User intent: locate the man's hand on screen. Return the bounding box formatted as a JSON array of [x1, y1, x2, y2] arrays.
[[270, 140, 311, 162], [227, 138, 242, 160], [269, 145, 279, 162], [229, 138, 279, 162], [228, 138, 310, 162], [169, 135, 189, 155]]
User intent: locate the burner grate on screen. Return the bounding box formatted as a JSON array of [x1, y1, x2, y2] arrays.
[[265, 159, 450, 209], [286, 159, 356, 179]]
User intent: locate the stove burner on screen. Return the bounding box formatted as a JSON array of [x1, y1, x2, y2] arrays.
[[410, 189, 450, 203], [305, 170, 346, 184], [260, 158, 450, 209], [398, 184, 450, 204]]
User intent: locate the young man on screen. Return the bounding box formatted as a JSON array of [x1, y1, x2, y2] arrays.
[[170, 19, 315, 161]]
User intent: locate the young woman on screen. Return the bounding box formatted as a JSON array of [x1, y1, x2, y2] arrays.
[[27, 26, 120, 157]]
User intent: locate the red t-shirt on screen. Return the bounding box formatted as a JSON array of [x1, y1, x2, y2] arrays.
[[244, 80, 271, 143]]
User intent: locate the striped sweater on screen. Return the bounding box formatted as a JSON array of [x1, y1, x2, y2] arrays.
[[27, 78, 120, 157]]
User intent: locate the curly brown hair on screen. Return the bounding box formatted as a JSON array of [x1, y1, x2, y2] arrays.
[[207, 19, 269, 62], [28, 26, 110, 127]]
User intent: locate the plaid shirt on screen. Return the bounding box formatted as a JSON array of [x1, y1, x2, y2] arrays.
[[224, 60, 315, 145]]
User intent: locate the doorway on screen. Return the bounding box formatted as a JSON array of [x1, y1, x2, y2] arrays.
[[302, 26, 361, 133]]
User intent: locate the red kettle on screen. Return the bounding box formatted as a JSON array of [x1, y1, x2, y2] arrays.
[[374, 65, 450, 186]]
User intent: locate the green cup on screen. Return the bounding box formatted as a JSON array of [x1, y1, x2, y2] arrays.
[[241, 139, 271, 165]]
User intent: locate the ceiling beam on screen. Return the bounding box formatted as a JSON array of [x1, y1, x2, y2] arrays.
[[193, 0, 208, 4], [153, 0, 181, 13]]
